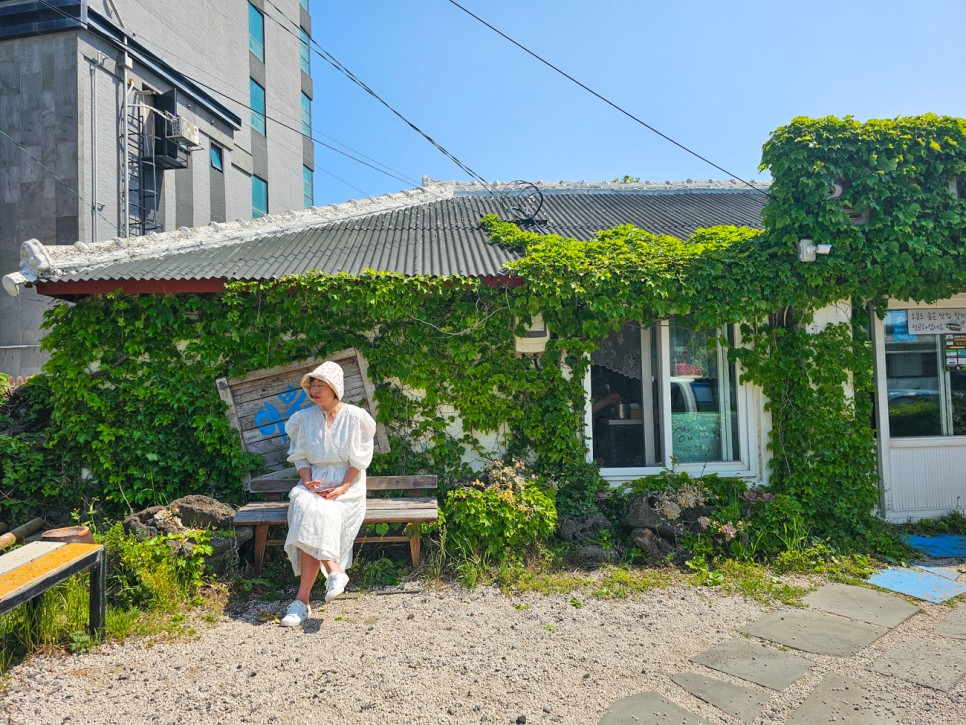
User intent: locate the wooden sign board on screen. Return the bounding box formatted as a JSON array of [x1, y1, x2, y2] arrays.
[[215, 348, 389, 483]]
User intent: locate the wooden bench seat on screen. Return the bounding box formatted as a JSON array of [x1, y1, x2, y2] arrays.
[[0, 541, 106, 636], [234, 472, 438, 575]]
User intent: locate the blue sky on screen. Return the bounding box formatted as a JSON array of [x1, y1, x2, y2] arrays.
[[309, 1, 966, 206]]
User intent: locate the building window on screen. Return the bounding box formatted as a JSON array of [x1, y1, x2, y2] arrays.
[[250, 79, 266, 135], [303, 166, 313, 208], [248, 3, 265, 61], [299, 0, 308, 9], [589, 317, 739, 469], [300, 29, 311, 74], [210, 143, 223, 172], [884, 310, 966, 437], [300, 93, 311, 136], [252, 175, 268, 218]]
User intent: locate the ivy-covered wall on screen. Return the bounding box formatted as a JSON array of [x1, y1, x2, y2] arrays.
[[3, 115, 965, 549]]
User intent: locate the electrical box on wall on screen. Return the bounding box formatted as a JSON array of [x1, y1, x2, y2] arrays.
[[513, 313, 549, 354]]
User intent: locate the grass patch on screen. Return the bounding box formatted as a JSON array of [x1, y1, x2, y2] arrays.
[[593, 565, 674, 600], [772, 543, 878, 584], [894, 510, 966, 536]]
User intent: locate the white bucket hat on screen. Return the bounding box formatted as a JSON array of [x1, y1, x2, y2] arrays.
[[300, 360, 344, 402]]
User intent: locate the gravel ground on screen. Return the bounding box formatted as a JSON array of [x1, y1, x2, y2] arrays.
[[2, 579, 964, 725]]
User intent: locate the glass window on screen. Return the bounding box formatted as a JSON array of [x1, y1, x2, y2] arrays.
[[589, 316, 738, 468], [209, 143, 223, 172], [299, 0, 308, 9], [252, 174, 268, 218], [300, 29, 311, 75], [303, 166, 313, 208], [668, 317, 738, 463], [250, 79, 266, 136], [885, 310, 966, 437], [300, 93, 311, 136], [248, 3, 265, 61]]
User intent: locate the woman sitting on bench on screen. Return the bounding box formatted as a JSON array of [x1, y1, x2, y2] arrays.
[[280, 361, 376, 628]]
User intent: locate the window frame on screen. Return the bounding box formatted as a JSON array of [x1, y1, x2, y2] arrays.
[[250, 78, 266, 136], [248, 3, 265, 61], [583, 318, 757, 481], [252, 174, 268, 218], [302, 165, 313, 208], [300, 28, 311, 75], [209, 143, 223, 172], [300, 93, 311, 136]]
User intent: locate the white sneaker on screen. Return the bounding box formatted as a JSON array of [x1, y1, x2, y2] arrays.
[[325, 572, 349, 602], [280, 600, 310, 627]]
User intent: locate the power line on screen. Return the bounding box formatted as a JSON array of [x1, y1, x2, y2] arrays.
[[262, 0, 499, 199], [444, 0, 769, 197], [0, 128, 119, 235]]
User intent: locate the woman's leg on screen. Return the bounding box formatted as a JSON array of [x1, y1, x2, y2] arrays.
[[295, 550, 322, 604], [320, 559, 345, 575]]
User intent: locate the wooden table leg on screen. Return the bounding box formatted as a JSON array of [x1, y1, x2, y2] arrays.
[[89, 547, 106, 637], [408, 524, 421, 566], [253, 524, 268, 576]]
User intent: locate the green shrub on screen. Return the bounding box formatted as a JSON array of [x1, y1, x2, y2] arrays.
[[445, 459, 557, 562], [100, 523, 212, 611]]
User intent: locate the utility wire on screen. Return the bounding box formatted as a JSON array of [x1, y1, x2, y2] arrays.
[[262, 0, 502, 202], [445, 0, 768, 196], [35, 0, 390, 200], [0, 128, 119, 234]]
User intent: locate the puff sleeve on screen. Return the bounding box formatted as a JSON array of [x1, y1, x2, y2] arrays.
[[285, 410, 311, 472], [347, 407, 377, 471]]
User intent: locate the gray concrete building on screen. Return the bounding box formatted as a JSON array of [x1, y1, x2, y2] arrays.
[[0, 0, 315, 376]]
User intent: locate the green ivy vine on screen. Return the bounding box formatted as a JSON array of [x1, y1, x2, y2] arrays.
[[2, 114, 964, 554]]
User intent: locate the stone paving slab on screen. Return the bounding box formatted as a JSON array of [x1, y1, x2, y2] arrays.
[[598, 691, 708, 725], [741, 609, 887, 657], [867, 567, 966, 604], [786, 673, 906, 724], [935, 606, 966, 640], [690, 637, 813, 690], [802, 584, 919, 629], [868, 638, 966, 692], [670, 671, 769, 722], [913, 563, 963, 581], [802, 583, 919, 628]]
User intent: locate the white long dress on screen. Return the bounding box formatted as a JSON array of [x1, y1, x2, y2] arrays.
[[283, 404, 376, 574]]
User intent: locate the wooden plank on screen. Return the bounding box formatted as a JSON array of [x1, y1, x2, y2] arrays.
[[234, 499, 438, 527], [368, 476, 437, 490], [225, 349, 359, 388], [232, 378, 367, 410], [0, 543, 103, 602], [0, 542, 63, 576], [249, 474, 437, 495]]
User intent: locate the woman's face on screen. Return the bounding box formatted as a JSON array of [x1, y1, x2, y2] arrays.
[[309, 378, 337, 407]]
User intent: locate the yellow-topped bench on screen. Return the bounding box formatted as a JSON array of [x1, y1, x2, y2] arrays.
[[0, 541, 106, 636]]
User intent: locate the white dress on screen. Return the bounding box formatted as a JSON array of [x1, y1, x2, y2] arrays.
[[283, 404, 376, 574]]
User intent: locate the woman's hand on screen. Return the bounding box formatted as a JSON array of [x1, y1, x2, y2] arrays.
[[321, 483, 350, 499], [304, 479, 325, 492]]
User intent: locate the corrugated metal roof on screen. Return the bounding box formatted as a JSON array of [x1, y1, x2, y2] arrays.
[[46, 184, 767, 283]]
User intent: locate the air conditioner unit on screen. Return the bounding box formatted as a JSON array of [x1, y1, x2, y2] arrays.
[[167, 116, 201, 147]]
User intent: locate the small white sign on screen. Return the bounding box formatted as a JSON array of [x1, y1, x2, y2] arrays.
[[907, 309, 966, 335]]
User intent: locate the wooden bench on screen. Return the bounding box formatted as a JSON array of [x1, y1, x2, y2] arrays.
[[0, 541, 106, 636], [234, 472, 438, 575]]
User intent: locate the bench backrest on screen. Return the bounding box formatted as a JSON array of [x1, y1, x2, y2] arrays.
[[248, 469, 436, 496], [216, 348, 390, 483]]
